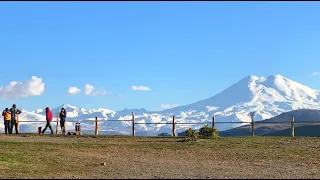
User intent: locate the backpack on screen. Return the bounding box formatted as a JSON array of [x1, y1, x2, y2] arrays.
[[4, 111, 11, 120]]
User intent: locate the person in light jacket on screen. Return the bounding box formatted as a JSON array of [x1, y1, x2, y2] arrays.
[[2, 108, 12, 134], [59, 108, 67, 134], [42, 107, 53, 134]]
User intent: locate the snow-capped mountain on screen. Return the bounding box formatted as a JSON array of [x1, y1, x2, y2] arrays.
[[4, 74, 320, 135]]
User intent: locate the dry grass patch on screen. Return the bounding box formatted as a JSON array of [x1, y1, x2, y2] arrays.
[[0, 135, 320, 178]]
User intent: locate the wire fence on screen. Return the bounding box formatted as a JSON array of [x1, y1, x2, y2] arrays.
[[4, 115, 320, 137]]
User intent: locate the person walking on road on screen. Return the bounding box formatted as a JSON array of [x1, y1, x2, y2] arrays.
[[42, 107, 53, 134], [2, 108, 12, 134], [59, 108, 67, 134], [9, 104, 21, 134]]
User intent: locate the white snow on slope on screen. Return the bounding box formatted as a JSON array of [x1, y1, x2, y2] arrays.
[[3, 74, 320, 135]]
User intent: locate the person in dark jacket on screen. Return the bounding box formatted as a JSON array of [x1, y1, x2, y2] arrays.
[[42, 107, 53, 134], [9, 104, 22, 134], [2, 108, 12, 134], [59, 108, 67, 134]]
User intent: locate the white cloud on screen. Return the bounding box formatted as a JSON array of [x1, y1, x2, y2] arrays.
[[312, 72, 320, 76], [92, 90, 112, 96], [67, 86, 81, 95], [160, 104, 179, 110], [84, 84, 111, 96], [84, 84, 95, 95], [132, 86, 151, 91], [0, 76, 45, 100]]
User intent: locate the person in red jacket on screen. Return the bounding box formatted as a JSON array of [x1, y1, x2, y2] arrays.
[[42, 107, 53, 134]]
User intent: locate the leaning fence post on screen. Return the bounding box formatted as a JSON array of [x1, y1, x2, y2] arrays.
[[212, 116, 215, 129], [172, 116, 176, 137], [95, 117, 98, 136], [132, 112, 135, 136], [291, 117, 295, 137], [251, 117, 255, 136], [56, 113, 59, 135]]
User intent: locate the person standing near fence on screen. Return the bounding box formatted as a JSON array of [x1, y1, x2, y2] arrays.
[[42, 107, 53, 134], [59, 108, 67, 134], [9, 104, 21, 134], [2, 108, 12, 134]]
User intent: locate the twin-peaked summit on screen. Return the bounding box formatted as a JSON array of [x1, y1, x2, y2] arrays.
[[161, 74, 320, 119]]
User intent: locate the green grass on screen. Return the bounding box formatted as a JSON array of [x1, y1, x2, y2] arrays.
[[0, 135, 320, 178]]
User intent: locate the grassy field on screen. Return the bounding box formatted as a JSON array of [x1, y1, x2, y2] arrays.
[[0, 134, 320, 179]]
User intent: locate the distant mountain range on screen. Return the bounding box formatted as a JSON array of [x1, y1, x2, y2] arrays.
[[2, 74, 320, 136]]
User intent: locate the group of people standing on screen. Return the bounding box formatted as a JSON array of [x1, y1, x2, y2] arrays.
[[1, 104, 21, 134], [2, 104, 67, 135]]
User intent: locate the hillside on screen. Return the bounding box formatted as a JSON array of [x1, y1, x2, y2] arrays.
[[3, 74, 320, 135], [220, 109, 320, 136], [264, 125, 320, 136]]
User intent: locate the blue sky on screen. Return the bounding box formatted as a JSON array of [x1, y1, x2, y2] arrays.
[[1, 2, 320, 111]]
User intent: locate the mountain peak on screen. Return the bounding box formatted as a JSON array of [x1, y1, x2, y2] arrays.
[[272, 74, 284, 78], [244, 75, 259, 81], [59, 104, 78, 109], [245, 74, 287, 82], [242, 74, 292, 86], [266, 74, 287, 81]]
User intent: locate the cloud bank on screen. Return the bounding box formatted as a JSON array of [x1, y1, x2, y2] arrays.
[[67, 84, 111, 96], [132, 86, 151, 91], [67, 86, 81, 95], [312, 72, 320, 76], [160, 104, 179, 110], [0, 76, 45, 100]]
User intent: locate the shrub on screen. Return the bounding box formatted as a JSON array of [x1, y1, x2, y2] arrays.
[[179, 125, 219, 142], [158, 132, 172, 137], [185, 128, 199, 141], [198, 124, 219, 138], [178, 131, 186, 137]]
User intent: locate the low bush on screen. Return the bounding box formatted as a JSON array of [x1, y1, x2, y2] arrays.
[[178, 131, 186, 137], [182, 125, 219, 141], [198, 124, 219, 138], [158, 132, 172, 137], [183, 128, 199, 141]]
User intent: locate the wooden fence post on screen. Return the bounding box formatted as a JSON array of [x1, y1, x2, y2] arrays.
[[172, 116, 176, 137], [56, 113, 59, 135], [291, 117, 295, 137], [212, 116, 215, 129], [95, 117, 98, 136], [132, 112, 135, 136], [251, 117, 254, 136]]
